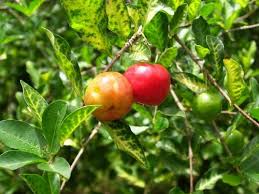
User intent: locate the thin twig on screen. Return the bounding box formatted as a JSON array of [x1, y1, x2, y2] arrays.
[[60, 122, 101, 191], [174, 35, 259, 128], [236, 9, 257, 22], [103, 26, 143, 72], [188, 137, 193, 193], [225, 23, 259, 33], [211, 121, 241, 173], [170, 87, 193, 193], [211, 121, 232, 157], [221, 110, 237, 115]]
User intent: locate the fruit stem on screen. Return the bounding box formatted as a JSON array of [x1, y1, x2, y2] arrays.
[[174, 34, 259, 128], [103, 26, 143, 72], [170, 87, 194, 193], [60, 122, 101, 191]]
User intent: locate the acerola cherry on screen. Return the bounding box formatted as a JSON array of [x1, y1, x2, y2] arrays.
[[84, 72, 133, 121], [192, 91, 222, 120], [124, 63, 171, 105], [225, 130, 245, 154]]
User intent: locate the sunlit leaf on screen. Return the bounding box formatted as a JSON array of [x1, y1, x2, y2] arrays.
[[158, 47, 178, 68], [21, 80, 48, 122], [206, 35, 224, 77], [188, 0, 201, 20], [106, 0, 131, 38], [37, 157, 71, 179], [6, 0, 45, 16], [144, 11, 168, 50], [42, 100, 67, 154], [223, 58, 249, 105], [174, 72, 208, 93], [60, 0, 110, 52], [104, 121, 148, 168], [0, 151, 45, 170], [58, 105, 98, 145], [170, 4, 187, 35], [195, 45, 210, 59], [0, 120, 46, 157], [196, 171, 222, 190], [43, 28, 83, 97]]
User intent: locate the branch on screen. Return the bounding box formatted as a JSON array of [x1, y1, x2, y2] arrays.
[[236, 8, 258, 22], [174, 35, 259, 128], [225, 23, 259, 33], [60, 122, 101, 191], [211, 121, 232, 156], [103, 26, 143, 72], [170, 87, 193, 193]]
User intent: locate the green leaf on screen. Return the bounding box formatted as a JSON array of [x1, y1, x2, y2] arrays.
[[146, 3, 174, 23], [45, 173, 60, 194], [103, 121, 148, 168], [196, 171, 222, 190], [250, 78, 259, 106], [192, 17, 209, 47], [174, 72, 208, 93], [238, 41, 257, 71], [0, 151, 45, 170], [43, 28, 83, 97], [26, 61, 40, 89], [106, 0, 131, 38], [158, 47, 178, 68], [6, 0, 45, 16], [115, 167, 145, 188], [169, 187, 185, 194], [250, 108, 259, 121], [188, 0, 201, 20], [37, 157, 71, 179], [144, 11, 168, 50], [206, 35, 224, 77], [153, 111, 169, 131], [42, 100, 67, 154], [60, 0, 110, 52], [195, 44, 210, 59], [58, 105, 98, 145], [240, 149, 259, 181], [170, 4, 187, 35], [222, 173, 241, 186], [132, 103, 152, 121], [223, 58, 249, 105], [0, 120, 46, 157], [21, 174, 51, 194], [21, 80, 48, 122]]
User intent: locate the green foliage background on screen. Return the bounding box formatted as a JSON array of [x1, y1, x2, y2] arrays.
[[1, 0, 259, 193]]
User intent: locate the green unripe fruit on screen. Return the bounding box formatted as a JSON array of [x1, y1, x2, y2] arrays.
[[193, 91, 222, 120], [226, 130, 245, 154]]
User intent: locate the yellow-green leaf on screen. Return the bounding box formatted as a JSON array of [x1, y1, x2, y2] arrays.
[[223, 58, 249, 105], [58, 105, 98, 145], [20, 81, 48, 122], [60, 0, 110, 52], [43, 28, 83, 97], [103, 121, 148, 168], [106, 0, 131, 38]]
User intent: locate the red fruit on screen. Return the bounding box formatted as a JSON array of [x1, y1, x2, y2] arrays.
[[84, 72, 133, 121], [124, 63, 171, 105]]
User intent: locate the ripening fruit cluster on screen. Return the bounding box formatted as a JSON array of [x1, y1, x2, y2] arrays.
[[84, 62, 224, 122], [84, 63, 171, 121]]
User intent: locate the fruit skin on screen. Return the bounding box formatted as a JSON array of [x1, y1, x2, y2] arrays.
[[124, 63, 171, 105], [193, 91, 222, 120], [226, 130, 245, 154], [84, 72, 133, 121]]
